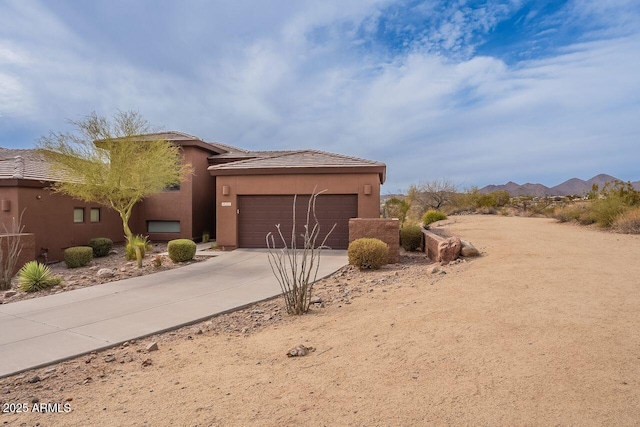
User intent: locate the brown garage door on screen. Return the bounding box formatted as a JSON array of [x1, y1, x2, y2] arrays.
[[237, 194, 358, 249]]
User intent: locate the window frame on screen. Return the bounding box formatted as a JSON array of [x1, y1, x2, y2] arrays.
[[90, 208, 101, 223], [73, 208, 85, 223]]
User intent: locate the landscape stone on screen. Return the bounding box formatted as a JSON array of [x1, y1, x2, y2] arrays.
[[97, 268, 115, 278], [461, 240, 480, 257], [146, 342, 159, 352], [4, 290, 16, 298]]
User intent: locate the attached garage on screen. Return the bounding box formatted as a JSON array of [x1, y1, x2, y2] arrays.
[[237, 194, 358, 249], [208, 150, 386, 251]]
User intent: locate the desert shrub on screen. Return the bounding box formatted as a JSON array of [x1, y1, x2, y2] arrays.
[[423, 210, 447, 227], [88, 237, 113, 258], [168, 239, 197, 262], [384, 197, 410, 227], [477, 206, 497, 215], [125, 235, 148, 260], [400, 224, 422, 251], [613, 207, 640, 234], [590, 197, 627, 227], [64, 246, 93, 268], [18, 261, 61, 292], [152, 255, 164, 268], [348, 238, 389, 270]]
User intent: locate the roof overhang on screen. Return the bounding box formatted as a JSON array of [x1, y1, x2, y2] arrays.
[[208, 165, 386, 184]]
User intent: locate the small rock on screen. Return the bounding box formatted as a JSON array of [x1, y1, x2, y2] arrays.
[[286, 344, 315, 357], [119, 267, 127, 272], [2, 388, 10, 394], [97, 268, 115, 278], [262, 314, 272, 321], [428, 266, 440, 274], [104, 355, 116, 363], [251, 309, 264, 315], [28, 375, 41, 384], [89, 266, 98, 271], [65, 397, 73, 402], [310, 296, 322, 304], [195, 329, 203, 335], [141, 358, 153, 367], [109, 250, 118, 255], [146, 342, 159, 352], [31, 397, 39, 404], [4, 290, 16, 298]]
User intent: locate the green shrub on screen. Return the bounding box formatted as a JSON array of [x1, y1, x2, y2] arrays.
[[591, 197, 628, 227], [613, 207, 640, 234], [347, 238, 389, 270], [422, 210, 447, 227], [400, 224, 422, 251], [88, 237, 113, 258], [125, 235, 148, 260], [18, 261, 61, 292], [64, 246, 93, 268], [168, 239, 197, 262]]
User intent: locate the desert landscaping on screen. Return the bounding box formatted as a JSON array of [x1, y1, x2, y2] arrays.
[[1, 215, 639, 426]]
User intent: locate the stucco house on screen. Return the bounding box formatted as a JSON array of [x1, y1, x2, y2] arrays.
[[0, 132, 386, 262]]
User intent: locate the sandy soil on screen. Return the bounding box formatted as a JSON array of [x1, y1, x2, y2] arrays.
[[2, 215, 640, 426]]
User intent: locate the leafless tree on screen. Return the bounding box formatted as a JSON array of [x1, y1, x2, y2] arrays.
[[0, 210, 25, 290], [266, 189, 336, 315], [406, 178, 458, 213]]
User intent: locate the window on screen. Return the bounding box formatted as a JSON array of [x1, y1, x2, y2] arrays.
[[90, 208, 101, 223], [73, 208, 84, 223], [147, 220, 180, 233]]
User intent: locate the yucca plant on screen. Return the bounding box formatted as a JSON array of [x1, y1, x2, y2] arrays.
[[18, 261, 61, 292]]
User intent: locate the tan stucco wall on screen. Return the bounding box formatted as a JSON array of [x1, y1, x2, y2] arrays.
[[215, 173, 381, 249]]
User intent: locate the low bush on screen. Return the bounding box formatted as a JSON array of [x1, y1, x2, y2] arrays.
[[64, 246, 93, 268], [125, 235, 148, 260], [348, 238, 389, 270], [423, 210, 447, 227], [591, 197, 628, 228], [88, 237, 113, 258], [168, 239, 197, 262], [18, 261, 61, 292], [613, 207, 640, 234], [400, 224, 422, 251]]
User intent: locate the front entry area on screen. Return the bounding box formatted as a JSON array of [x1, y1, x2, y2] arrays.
[[237, 194, 358, 249]]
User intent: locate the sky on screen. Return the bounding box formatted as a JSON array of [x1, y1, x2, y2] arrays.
[[1, 0, 639, 192]]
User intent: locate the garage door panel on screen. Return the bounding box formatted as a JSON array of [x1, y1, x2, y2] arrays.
[[238, 195, 357, 249]]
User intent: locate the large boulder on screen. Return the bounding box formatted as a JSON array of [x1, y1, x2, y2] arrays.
[[460, 240, 480, 257]]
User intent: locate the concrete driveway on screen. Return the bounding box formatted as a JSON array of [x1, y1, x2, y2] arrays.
[[0, 249, 347, 378]]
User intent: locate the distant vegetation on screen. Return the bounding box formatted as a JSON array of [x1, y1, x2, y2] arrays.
[[382, 178, 640, 235]]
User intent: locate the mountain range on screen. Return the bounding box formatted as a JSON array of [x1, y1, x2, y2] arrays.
[[479, 174, 640, 197]]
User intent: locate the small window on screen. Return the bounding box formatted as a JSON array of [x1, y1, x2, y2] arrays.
[[90, 208, 101, 223], [73, 208, 84, 223], [147, 220, 180, 233]]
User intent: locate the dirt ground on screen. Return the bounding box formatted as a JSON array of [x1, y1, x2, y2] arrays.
[[2, 215, 640, 426]]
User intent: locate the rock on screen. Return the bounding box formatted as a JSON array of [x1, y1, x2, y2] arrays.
[[437, 236, 461, 264], [428, 266, 440, 274], [89, 266, 98, 271], [27, 375, 41, 384], [97, 268, 115, 278], [146, 342, 159, 352], [109, 250, 118, 255], [141, 358, 153, 367], [310, 296, 322, 304], [104, 355, 116, 363], [286, 344, 315, 357], [4, 290, 16, 298], [460, 240, 480, 257], [119, 267, 127, 272], [3, 388, 11, 394], [31, 397, 39, 404]]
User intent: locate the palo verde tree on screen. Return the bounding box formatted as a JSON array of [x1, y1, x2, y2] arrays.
[[38, 111, 193, 267]]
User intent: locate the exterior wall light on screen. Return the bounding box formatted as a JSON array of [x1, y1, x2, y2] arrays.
[[364, 184, 372, 195], [222, 185, 230, 196]]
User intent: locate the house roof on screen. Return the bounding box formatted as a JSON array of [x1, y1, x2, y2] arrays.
[[207, 149, 386, 183], [105, 131, 226, 155], [0, 149, 62, 182]]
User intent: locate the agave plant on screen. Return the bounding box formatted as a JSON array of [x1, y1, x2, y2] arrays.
[[18, 261, 61, 292]]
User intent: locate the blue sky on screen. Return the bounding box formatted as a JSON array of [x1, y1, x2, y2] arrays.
[[1, 0, 639, 192]]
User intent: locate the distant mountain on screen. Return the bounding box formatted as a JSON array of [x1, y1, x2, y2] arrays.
[[479, 174, 639, 197]]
